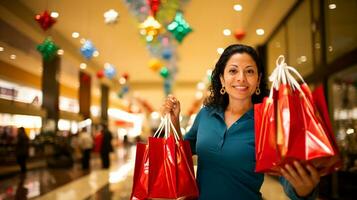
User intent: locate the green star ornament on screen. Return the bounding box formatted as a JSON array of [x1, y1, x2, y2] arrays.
[[159, 67, 170, 78], [167, 12, 192, 43], [37, 37, 59, 61]]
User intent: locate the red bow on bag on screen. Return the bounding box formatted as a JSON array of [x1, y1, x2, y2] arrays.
[[131, 115, 199, 200], [254, 56, 341, 176]]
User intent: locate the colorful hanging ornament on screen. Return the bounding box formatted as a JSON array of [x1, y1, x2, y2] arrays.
[[139, 16, 162, 38], [35, 10, 56, 31], [148, 58, 163, 71], [234, 29, 246, 41], [118, 85, 130, 98], [37, 37, 59, 61], [104, 9, 119, 24], [80, 40, 97, 59], [147, 0, 161, 17], [104, 63, 116, 79], [122, 72, 130, 80], [160, 67, 170, 78], [161, 48, 172, 60], [96, 70, 104, 79], [167, 12, 192, 43], [164, 78, 172, 96]]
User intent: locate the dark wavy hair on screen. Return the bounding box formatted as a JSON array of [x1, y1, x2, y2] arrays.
[[204, 44, 268, 109]]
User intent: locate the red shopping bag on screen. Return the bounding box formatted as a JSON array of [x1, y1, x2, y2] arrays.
[[176, 138, 198, 198], [148, 134, 198, 199], [309, 85, 341, 174], [131, 143, 149, 200], [131, 115, 198, 200], [255, 94, 281, 174], [255, 56, 340, 175]]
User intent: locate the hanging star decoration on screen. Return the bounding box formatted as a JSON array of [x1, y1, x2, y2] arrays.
[[35, 10, 56, 31], [148, 58, 163, 71], [80, 40, 97, 59], [148, 0, 161, 17], [160, 67, 170, 78], [104, 9, 119, 24], [139, 16, 162, 38], [104, 63, 116, 79], [167, 12, 192, 43], [37, 37, 59, 61]]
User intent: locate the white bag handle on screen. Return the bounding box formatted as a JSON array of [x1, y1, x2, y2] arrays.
[[153, 114, 181, 143], [153, 117, 165, 138], [268, 55, 308, 98], [268, 55, 287, 99]]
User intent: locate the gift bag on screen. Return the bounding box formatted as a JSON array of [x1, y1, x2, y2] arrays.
[[254, 55, 341, 175], [131, 143, 149, 200], [131, 114, 198, 200], [148, 115, 198, 199]]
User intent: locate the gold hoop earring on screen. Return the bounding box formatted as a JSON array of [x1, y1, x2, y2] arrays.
[[220, 86, 226, 95], [255, 87, 261, 95]]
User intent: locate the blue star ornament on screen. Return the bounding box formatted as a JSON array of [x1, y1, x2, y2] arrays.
[[80, 40, 97, 59], [167, 12, 192, 43]]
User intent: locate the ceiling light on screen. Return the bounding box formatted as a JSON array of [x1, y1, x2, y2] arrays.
[[80, 63, 87, 69], [93, 51, 99, 57], [197, 82, 205, 90], [104, 62, 111, 68], [233, 4, 243, 11], [0, 47, 4, 51], [300, 56, 307, 62], [328, 46, 333, 52], [72, 32, 80, 38], [57, 49, 64, 55], [328, 4, 336, 9], [119, 77, 126, 85], [150, 112, 160, 119], [104, 9, 119, 24], [217, 48, 224, 55], [10, 54, 16, 60], [195, 91, 203, 99], [256, 28, 265, 36], [223, 29, 231, 36], [50, 12, 59, 18], [346, 128, 354, 135]]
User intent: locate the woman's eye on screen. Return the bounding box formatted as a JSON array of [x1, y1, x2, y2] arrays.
[[246, 69, 255, 74], [229, 69, 237, 73]]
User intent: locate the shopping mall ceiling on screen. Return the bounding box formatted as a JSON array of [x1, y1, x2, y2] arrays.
[[0, 0, 296, 111]]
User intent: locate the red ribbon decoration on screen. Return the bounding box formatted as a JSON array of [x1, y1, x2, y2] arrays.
[[147, 0, 160, 17], [35, 10, 56, 31]]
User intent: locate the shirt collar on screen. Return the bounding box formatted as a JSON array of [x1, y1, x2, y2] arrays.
[[209, 106, 254, 119]]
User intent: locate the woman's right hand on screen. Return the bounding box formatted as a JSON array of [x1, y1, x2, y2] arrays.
[[161, 94, 181, 124]]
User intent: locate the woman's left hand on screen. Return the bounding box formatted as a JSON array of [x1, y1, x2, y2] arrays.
[[280, 161, 320, 197]]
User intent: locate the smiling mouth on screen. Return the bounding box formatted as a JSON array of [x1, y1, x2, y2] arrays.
[[232, 86, 248, 90]]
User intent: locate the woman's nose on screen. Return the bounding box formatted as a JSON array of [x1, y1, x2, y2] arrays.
[[236, 71, 246, 82]]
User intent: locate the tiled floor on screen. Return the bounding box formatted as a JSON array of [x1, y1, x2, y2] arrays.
[[0, 145, 292, 200]]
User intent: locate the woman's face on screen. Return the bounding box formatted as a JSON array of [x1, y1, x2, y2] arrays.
[[220, 53, 260, 103]]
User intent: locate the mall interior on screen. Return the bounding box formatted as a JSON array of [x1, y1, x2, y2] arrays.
[[0, 0, 356, 199]]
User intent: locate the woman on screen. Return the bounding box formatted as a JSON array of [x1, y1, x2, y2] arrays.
[[162, 44, 319, 199]]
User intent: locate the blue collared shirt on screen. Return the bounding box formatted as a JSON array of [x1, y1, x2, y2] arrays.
[[184, 106, 316, 200]]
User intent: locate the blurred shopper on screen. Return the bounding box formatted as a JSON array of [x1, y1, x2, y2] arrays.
[[162, 44, 320, 199], [15, 127, 29, 173], [78, 127, 93, 170], [100, 124, 113, 169], [93, 126, 103, 153]]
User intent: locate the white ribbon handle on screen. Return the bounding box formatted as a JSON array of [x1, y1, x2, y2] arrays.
[[153, 114, 181, 143], [153, 117, 165, 138]]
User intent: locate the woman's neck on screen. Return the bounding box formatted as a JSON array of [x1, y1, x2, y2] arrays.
[[226, 99, 253, 115]]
